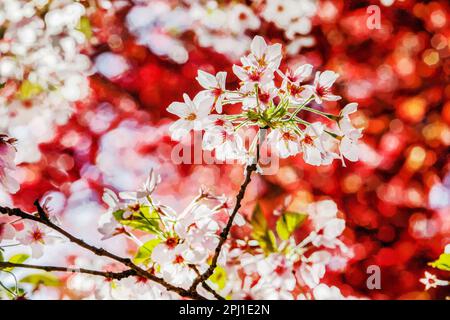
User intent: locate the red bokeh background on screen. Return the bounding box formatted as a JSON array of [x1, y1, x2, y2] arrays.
[[10, 0, 450, 299]]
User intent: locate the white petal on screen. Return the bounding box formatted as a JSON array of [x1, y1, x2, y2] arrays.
[[304, 145, 322, 166], [216, 72, 227, 89], [196, 70, 217, 89], [251, 36, 267, 59], [324, 219, 345, 239], [169, 120, 192, 140], [234, 213, 246, 227], [341, 103, 358, 117], [294, 64, 313, 80], [318, 70, 339, 88], [340, 137, 359, 162], [167, 101, 191, 118], [102, 188, 119, 208], [323, 93, 341, 101]]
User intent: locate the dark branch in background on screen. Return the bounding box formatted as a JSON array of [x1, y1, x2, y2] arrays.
[[189, 129, 265, 294], [0, 262, 137, 280], [0, 205, 206, 300]]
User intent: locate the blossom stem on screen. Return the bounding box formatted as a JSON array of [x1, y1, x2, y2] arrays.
[[234, 119, 250, 132], [0, 269, 18, 295], [255, 84, 260, 112], [0, 280, 16, 297], [301, 106, 339, 120], [291, 116, 340, 139], [288, 97, 314, 120]]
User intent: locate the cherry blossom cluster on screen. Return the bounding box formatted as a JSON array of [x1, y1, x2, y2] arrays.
[[66, 256, 177, 300], [97, 169, 245, 290], [168, 36, 362, 167], [125, 0, 317, 63], [218, 200, 352, 300], [68, 174, 351, 300], [0, 165, 353, 299], [0, 0, 91, 163]]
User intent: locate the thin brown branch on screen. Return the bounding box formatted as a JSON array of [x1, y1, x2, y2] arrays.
[[0, 262, 137, 280], [0, 205, 206, 300], [189, 264, 225, 300], [189, 129, 265, 294]]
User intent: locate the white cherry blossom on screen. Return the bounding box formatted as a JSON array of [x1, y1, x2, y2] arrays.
[[17, 221, 57, 258], [267, 129, 301, 159], [196, 70, 227, 113], [420, 271, 449, 291], [168, 93, 214, 141], [305, 71, 342, 104]]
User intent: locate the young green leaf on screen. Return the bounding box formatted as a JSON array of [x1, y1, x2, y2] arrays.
[[209, 266, 227, 290], [113, 205, 161, 235], [112, 209, 125, 221], [428, 253, 450, 271], [251, 203, 267, 236], [3, 254, 30, 272], [133, 238, 161, 265], [20, 273, 60, 288], [276, 211, 308, 241], [251, 204, 277, 254]]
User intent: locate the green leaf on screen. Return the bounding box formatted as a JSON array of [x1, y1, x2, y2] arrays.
[[250, 204, 277, 254], [251, 204, 267, 235], [276, 211, 308, 241], [18, 80, 43, 100], [76, 17, 93, 40], [113, 205, 161, 234], [429, 253, 450, 271], [112, 209, 125, 221], [262, 230, 277, 254], [3, 254, 29, 272], [133, 238, 161, 265], [0, 250, 4, 262], [0, 82, 5, 89], [209, 266, 227, 290], [20, 273, 60, 288]]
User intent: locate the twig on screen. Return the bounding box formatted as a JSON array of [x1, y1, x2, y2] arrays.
[[189, 265, 225, 300], [189, 129, 265, 294], [0, 205, 206, 300], [34, 200, 49, 222], [0, 262, 137, 280]]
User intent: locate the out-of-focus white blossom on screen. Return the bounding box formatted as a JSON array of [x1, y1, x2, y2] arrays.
[[125, 0, 317, 63], [0, 0, 92, 163], [0, 135, 19, 193], [66, 256, 177, 300], [419, 271, 449, 291], [0, 222, 15, 241]]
